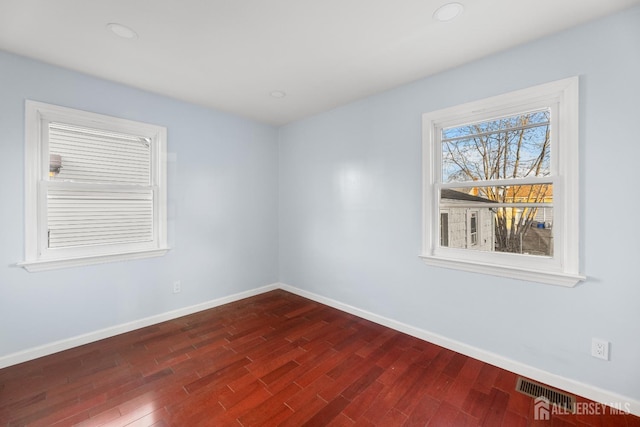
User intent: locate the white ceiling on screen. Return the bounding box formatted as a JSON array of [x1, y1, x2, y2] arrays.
[[1, 0, 638, 126]]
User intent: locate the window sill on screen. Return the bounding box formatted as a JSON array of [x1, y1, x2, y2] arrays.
[[17, 248, 170, 272], [419, 255, 585, 287]]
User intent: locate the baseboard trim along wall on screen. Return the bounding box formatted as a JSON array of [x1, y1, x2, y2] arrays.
[[0, 283, 279, 370], [277, 283, 640, 418], [1, 281, 638, 417]]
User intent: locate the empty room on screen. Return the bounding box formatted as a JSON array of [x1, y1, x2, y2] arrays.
[[1, 0, 639, 425]]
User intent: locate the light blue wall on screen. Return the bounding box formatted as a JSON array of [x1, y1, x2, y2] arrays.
[[0, 51, 279, 356], [279, 7, 640, 400]]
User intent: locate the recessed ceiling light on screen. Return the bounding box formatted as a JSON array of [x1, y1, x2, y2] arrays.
[[270, 90, 287, 99], [106, 23, 138, 40], [433, 3, 464, 22]]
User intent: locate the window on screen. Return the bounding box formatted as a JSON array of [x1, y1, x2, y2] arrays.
[[468, 211, 478, 247], [440, 212, 449, 247], [18, 101, 169, 272], [421, 77, 584, 286]]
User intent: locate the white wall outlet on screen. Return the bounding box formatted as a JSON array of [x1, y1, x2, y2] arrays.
[[591, 338, 609, 360], [173, 281, 181, 294]]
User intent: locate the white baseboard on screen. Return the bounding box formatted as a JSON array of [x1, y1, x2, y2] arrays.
[[0, 283, 279, 369], [278, 283, 640, 417]]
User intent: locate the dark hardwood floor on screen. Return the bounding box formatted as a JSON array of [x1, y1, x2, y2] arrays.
[[1, 290, 638, 426]]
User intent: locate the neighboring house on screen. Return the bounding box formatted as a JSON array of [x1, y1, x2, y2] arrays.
[[440, 189, 496, 251], [504, 184, 554, 228]]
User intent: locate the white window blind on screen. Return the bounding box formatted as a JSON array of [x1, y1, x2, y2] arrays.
[[47, 186, 154, 249], [46, 123, 154, 250], [49, 123, 151, 185]]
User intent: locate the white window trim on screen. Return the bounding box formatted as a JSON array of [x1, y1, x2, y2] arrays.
[[18, 101, 169, 272], [421, 77, 585, 287]]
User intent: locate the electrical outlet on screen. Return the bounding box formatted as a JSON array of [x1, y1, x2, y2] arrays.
[[591, 338, 609, 360], [173, 281, 181, 294]]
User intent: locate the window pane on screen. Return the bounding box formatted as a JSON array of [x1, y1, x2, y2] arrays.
[[49, 123, 151, 185], [440, 185, 553, 255], [495, 207, 553, 256], [47, 187, 154, 249], [441, 110, 550, 183], [439, 206, 553, 256]]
